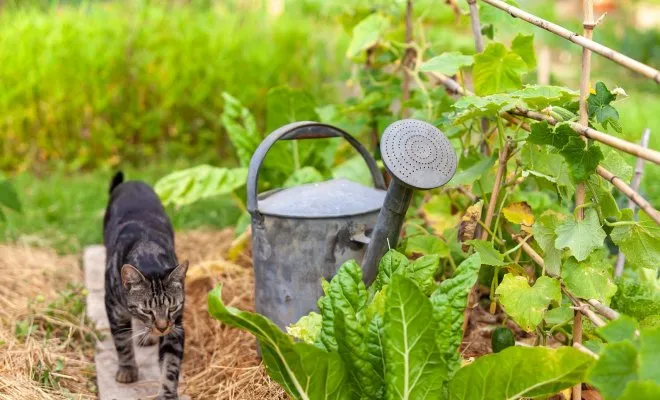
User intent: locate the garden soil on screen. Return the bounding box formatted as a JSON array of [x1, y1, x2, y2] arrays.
[[0, 229, 531, 400]]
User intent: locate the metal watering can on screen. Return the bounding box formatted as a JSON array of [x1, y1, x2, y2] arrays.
[[248, 119, 457, 330]]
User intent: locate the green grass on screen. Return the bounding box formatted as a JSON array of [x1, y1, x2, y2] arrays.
[[1, 162, 243, 254]]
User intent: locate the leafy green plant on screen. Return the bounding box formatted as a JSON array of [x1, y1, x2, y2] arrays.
[[0, 177, 22, 222]]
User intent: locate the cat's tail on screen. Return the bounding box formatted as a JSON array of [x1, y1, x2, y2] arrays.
[[109, 171, 124, 194]]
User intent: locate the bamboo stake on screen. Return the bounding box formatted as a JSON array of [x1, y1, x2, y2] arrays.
[[467, 0, 485, 53], [615, 129, 652, 276], [598, 166, 660, 225], [479, 0, 660, 84], [481, 138, 511, 239], [426, 71, 660, 225], [401, 0, 413, 118], [428, 71, 660, 165], [587, 299, 620, 320]]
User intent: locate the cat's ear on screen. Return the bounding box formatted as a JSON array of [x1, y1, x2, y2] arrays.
[[121, 264, 145, 288], [167, 260, 189, 285]]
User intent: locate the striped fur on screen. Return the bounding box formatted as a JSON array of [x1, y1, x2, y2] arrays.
[[103, 172, 187, 400]]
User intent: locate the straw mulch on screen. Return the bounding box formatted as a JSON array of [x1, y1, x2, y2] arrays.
[[0, 229, 287, 400]]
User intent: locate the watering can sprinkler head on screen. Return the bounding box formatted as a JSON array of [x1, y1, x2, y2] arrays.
[[362, 119, 458, 281]]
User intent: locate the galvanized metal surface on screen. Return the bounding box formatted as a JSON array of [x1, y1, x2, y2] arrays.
[[380, 119, 457, 189], [258, 178, 386, 219], [252, 214, 378, 330]]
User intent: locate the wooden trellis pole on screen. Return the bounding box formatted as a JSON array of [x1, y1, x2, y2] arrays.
[[479, 0, 660, 83]]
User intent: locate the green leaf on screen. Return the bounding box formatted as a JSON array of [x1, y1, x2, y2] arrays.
[[511, 33, 536, 69], [283, 167, 324, 188], [597, 316, 639, 343], [450, 153, 496, 186], [449, 346, 595, 400], [612, 272, 660, 328], [495, 274, 561, 331], [559, 135, 604, 182], [611, 209, 660, 271], [0, 180, 21, 213], [588, 82, 621, 133], [329, 261, 384, 397], [346, 14, 390, 58], [373, 250, 410, 292], [554, 209, 606, 262], [332, 155, 373, 187], [221, 92, 261, 167], [287, 312, 322, 344], [600, 146, 633, 183], [588, 175, 621, 219], [527, 121, 570, 149], [266, 86, 318, 133], [561, 252, 617, 303], [473, 43, 528, 95], [544, 306, 574, 326], [155, 165, 248, 207], [207, 285, 351, 400], [639, 326, 660, 383], [520, 143, 575, 200], [404, 235, 449, 258], [419, 52, 474, 76], [452, 94, 524, 124], [510, 85, 578, 109], [406, 255, 441, 295], [430, 253, 481, 378], [466, 239, 506, 266], [619, 381, 660, 400], [533, 212, 563, 276], [384, 275, 447, 399], [588, 341, 639, 400]]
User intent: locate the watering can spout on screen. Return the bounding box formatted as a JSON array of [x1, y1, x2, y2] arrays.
[[362, 119, 458, 281]]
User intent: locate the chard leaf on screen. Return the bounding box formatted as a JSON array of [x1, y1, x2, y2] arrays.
[[554, 209, 606, 262], [208, 285, 352, 400], [611, 209, 660, 271], [495, 274, 561, 331], [287, 312, 322, 344], [473, 42, 528, 95], [448, 346, 594, 399], [155, 165, 248, 207], [406, 255, 441, 295], [430, 253, 482, 378], [384, 275, 448, 399], [373, 249, 410, 291], [221, 92, 261, 167]]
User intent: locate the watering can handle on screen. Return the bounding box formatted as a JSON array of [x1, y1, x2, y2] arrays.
[[247, 121, 386, 219]]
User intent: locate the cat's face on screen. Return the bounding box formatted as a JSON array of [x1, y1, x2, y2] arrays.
[[120, 261, 188, 336]]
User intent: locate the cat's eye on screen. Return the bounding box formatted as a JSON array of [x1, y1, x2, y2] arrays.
[[168, 305, 179, 312]]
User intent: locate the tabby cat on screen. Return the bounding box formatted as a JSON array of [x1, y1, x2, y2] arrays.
[[103, 171, 188, 400]]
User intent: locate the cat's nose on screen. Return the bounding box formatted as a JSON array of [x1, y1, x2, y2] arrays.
[[155, 319, 169, 333]]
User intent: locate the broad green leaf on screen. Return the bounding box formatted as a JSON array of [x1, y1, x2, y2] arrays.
[[283, 167, 324, 188], [346, 14, 389, 58], [510, 85, 578, 109], [419, 52, 474, 75], [619, 381, 660, 400], [588, 82, 621, 133], [0, 180, 22, 213], [332, 155, 372, 187], [473, 43, 527, 95], [612, 272, 660, 328], [449, 346, 595, 400], [511, 33, 536, 69], [467, 239, 506, 266], [373, 250, 410, 292], [533, 212, 564, 276], [520, 143, 575, 200], [554, 209, 606, 262], [450, 153, 496, 186], [330, 261, 383, 396], [639, 327, 660, 383], [207, 285, 351, 400], [559, 135, 604, 182], [588, 175, 621, 219], [221, 92, 261, 167], [406, 255, 441, 295], [266, 86, 318, 134], [611, 209, 660, 271], [384, 275, 447, 399], [495, 274, 561, 331], [544, 306, 574, 326], [365, 314, 386, 389], [430, 253, 481, 378], [404, 235, 449, 258], [527, 121, 569, 148], [588, 341, 639, 400], [155, 165, 248, 206], [597, 316, 639, 343], [600, 146, 633, 183], [287, 312, 322, 344], [452, 93, 524, 124], [561, 253, 617, 303]]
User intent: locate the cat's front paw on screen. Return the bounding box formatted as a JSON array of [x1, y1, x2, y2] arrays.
[[115, 365, 138, 383]]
